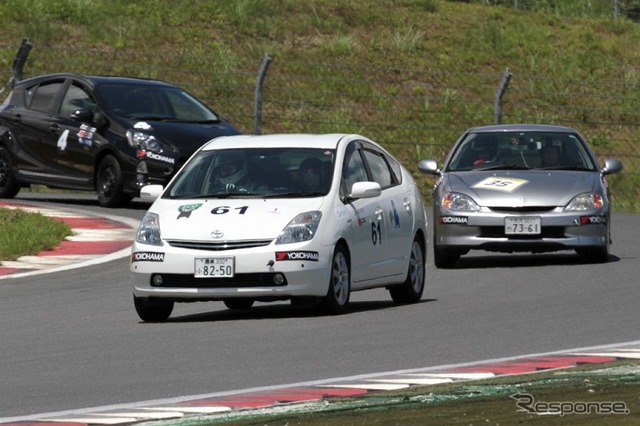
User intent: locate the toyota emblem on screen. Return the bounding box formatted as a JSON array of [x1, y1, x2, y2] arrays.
[[211, 230, 224, 239]]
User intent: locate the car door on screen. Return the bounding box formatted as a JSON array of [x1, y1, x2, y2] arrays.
[[48, 80, 101, 182], [7, 79, 65, 175], [361, 147, 414, 278], [340, 141, 386, 287]]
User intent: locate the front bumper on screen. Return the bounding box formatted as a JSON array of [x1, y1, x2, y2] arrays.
[[130, 241, 332, 301], [433, 208, 609, 253]]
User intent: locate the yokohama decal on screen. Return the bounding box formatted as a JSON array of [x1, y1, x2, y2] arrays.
[[275, 251, 319, 261], [439, 215, 468, 224], [580, 215, 607, 225], [132, 251, 165, 262]]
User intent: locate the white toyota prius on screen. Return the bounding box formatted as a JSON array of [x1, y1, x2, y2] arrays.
[[130, 133, 428, 322]]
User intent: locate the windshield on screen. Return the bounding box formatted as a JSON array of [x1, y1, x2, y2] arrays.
[[165, 147, 336, 199], [95, 83, 220, 122], [445, 131, 597, 172]]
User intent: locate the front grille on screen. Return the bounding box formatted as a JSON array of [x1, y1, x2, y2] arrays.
[[151, 273, 287, 288], [489, 206, 556, 213], [480, 226, 565, 239], [166, 239, 273, 251]]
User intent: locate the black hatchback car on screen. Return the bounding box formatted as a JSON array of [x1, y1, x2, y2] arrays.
[[0, 73, 241, 206]]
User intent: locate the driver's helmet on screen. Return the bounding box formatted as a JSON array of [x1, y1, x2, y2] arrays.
[[214, 151, 247, 185]]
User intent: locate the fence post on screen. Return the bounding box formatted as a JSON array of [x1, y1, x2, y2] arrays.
[[254, 53, 272, 135], [11, 38, 33, 88], [494, 68, 512, 125]]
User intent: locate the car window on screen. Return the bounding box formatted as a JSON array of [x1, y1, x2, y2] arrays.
[[165, 90, 219, 122], [27, 82, 63, 113], [59, 84, 96, 118], [362, 149, 393, 189], [96, 84, 219, 122], [342, 145, 368, 194], [447, 131, 597, 171], [167, 147, 335, 198]]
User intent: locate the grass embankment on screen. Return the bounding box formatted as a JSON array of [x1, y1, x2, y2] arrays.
[[189, 361, 640, 425], [1, 0, 640, 210], [0, 208, 72, 261]]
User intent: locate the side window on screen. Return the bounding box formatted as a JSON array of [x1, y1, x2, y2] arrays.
[[27, 82, 63, 113], [342, 144, 368, 194], [60, 84, 96, 118], [385, 153, 402, 185], [362, 149, 393, 189]]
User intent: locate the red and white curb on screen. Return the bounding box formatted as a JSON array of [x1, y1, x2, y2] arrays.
[[1, 343, 638, 425], [0, 201, 136, 278]]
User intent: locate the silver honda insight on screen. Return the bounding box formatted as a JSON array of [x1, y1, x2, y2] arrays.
[[418, 124, 623, 268]]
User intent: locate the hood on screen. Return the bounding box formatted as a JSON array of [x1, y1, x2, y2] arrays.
[[445, 170, 598, 207], [113, 115, 241, 156], [154, 198, 324, 241]]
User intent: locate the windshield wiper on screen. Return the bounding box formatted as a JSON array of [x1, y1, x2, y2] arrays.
[[260, 191, 325, 198], [537, 166, 592, 171], [475, 164, 531, 171], [128, 114, 177, 121]]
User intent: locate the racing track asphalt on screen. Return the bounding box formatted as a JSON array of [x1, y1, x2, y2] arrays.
[[1, 200, 639, 425]]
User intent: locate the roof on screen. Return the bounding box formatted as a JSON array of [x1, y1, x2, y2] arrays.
[[15, 73, 176, 88], [202, 133, 369, 150], [466, 124, 578, 134]]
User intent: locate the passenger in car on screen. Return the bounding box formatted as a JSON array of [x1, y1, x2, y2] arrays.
[[540, 144, 561, 167], [298, 157, 324, 192]]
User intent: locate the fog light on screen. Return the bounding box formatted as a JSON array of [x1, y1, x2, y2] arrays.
[[152, 274, 163, 286], [273, 273, 285, 285]]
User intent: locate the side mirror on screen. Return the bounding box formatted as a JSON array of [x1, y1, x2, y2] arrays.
[[602, 158, 623, 175], [70, 108, 94, 123], [140, 184, 164, 201], [350, 181, 381, 199], [417, 159, 440, 175]]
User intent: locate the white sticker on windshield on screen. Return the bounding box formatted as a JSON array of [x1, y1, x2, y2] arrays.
[[472, 177, 528, 192]]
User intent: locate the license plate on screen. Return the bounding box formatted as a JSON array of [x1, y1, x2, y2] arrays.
[[505, 216, 540, 235], [194, 257, 235, 278]]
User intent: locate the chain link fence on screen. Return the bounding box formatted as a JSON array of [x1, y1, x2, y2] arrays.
[[1, 41, 638, 209]]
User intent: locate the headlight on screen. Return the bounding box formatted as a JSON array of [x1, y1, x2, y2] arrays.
[[136, 212, 162, 245], [126, 130, 162, 153], [275, 211, 322, 244], [565, 193, 603, 211], [442, 192, 480, 212]]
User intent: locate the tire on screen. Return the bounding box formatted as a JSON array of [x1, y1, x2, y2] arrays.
[[96, 155, 127, 207], [433, 245, 460, 269], [319, 244, 350, 314], [389, 236, 425, 304], [575, 222, 611, 263], [133, 295, 174, 322], [223, 299, 254, 310], [0, 146, 20, 199]]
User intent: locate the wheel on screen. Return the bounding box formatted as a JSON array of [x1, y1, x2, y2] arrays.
[[575, 222, 611, 263], [133, 295, 174, 322], [319, 244, 350, 314], [389, 236, 425, 304], [433, 245, 460, 269], [96, 155, 127, 207], [223, 299, 254, 310], [0, 146, 20, 198]]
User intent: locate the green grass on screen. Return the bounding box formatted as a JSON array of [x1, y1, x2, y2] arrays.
[[0, 208, 73, 261], [1, 0, 639, 210], [171, 360, 640, 425]]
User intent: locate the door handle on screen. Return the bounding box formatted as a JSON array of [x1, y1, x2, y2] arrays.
[[49, 123, 60, 134]]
